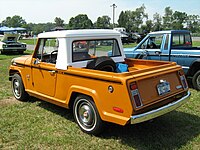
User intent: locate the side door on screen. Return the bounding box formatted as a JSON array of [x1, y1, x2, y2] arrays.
[[136, 34, 164, 60], [31, 38, 58, 97]]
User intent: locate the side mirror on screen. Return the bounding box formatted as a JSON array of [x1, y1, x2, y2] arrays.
[[141, 45, 145, 49]]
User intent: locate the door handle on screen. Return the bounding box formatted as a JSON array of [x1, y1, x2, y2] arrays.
[[48, 70, 56, 74]]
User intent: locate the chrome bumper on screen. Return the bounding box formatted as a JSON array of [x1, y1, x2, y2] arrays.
[[130, 91, 191, 124]]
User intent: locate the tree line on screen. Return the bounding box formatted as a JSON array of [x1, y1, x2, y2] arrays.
[[1, 5, 199, 35]]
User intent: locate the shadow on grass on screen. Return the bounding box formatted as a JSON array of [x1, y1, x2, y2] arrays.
[[101, 111, 200, 150], [28, 97, 199, 150], [28, 97, 74, 121]]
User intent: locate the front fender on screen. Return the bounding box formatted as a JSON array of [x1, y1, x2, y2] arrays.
[[9, 66, 22, 81]]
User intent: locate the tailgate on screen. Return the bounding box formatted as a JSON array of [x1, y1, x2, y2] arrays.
[[127, 66, 188, 111]]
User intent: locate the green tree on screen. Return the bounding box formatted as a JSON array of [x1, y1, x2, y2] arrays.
[[68, 14, 93, 29], [141, 20, 153, 33], [94, 15, 111, 29], [163, 7, 173, 30], [54, 17, 64, 27], [132, 4, 148, 32], [29, 22, 55, 35], [117, 5, 148, 32], [118, 11, 128, 28], [171, 11, 187, 29], [186, 15, 200, 33], [2, 15, 26, 27], [153, 13, 163, 31]]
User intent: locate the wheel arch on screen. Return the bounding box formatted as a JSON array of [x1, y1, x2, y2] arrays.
[[67, 86, 100, 111], [9, 69, 21, 81], [187, 60, 200, 77]]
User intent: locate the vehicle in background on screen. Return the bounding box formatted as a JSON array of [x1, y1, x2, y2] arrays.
[[0, 33, 26, 54], [113, 27, 136, 44], [124, 30, 200, 90]]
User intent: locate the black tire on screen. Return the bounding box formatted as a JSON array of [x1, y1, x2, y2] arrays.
[[11, 74, 29, 101], [1, 51, 5, 55], [87, 56, 116, 72], [73, 95, 104, 135], [192, 70, 200, 90]]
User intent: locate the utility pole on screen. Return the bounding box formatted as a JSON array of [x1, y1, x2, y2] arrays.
[[110, 4, 117, 28]]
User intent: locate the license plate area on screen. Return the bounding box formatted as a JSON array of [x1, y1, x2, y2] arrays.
[[157, 81, 170, 95]]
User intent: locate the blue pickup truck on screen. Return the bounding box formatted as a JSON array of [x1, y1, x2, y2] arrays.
[[124, 30, 200, 90]]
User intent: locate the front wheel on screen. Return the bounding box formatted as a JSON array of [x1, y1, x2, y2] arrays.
[[73, 95, 104, 135], [11, 74, 29, 101], [192, 70, 200, 90]]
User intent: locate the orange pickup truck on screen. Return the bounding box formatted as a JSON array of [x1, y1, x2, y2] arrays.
[[9, 29, 190, 135]]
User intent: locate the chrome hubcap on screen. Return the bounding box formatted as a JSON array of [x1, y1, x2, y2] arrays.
[[13, 79, 20, 98], [79, 103, 94, 127], [75, 99, 96, 131]]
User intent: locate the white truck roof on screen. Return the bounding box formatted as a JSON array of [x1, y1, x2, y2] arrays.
[[38, 29, 121, 38], [37, 29, 125, 70]]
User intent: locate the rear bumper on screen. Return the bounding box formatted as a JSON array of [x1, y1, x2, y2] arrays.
[[130, 91, 191, 124]]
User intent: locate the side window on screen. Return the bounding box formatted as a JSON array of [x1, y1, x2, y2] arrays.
[[35, 38, 58, 63], [72, 39, 121, 62], [172, 33, 192, 48], [139, 34, 163, 49]]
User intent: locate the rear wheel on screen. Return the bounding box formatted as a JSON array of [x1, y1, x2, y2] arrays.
[[192, 70, 200, 90], [73, 95, 104, 135], [11, 74, 29, 101], [1, 51, 5, 54]]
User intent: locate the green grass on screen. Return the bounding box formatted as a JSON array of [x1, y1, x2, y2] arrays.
[[19, 39, 37, 45], [0, 46, 199, 149], [0, 51, 32, 100], [193, 41, 200, 47], [0, 91, 199, 149]]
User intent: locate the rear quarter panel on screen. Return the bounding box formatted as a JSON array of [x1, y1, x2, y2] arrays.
[[55, 67, 133, 125]]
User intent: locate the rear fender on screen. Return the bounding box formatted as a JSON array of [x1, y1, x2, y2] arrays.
[[187, 59, 200, 76]]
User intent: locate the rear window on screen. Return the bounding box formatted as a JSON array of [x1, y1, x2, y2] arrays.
[[72, 39, 121, 62], [172, 33, 192, 48]]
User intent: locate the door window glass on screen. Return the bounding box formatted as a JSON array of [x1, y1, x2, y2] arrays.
[[34, 38, 59, 63], [139, 34, 163, 49]]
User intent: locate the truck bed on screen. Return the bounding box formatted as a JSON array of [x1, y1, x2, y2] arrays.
[[124, 58, 178, 73]]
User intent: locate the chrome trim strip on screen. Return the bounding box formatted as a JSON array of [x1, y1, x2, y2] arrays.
[[130, 91, 191, 124]]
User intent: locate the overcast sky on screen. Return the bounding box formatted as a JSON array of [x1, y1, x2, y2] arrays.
[[0, 0, 199, 24]]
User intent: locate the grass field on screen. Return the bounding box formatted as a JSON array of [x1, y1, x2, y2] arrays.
[[0, 47, 199, 149]]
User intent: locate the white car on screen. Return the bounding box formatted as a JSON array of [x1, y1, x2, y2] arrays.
[[0, 33, 26, 54]]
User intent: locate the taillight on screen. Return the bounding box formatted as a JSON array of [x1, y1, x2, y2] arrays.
[[178, 71, 188, 89], [130, 82, 143, 108]]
